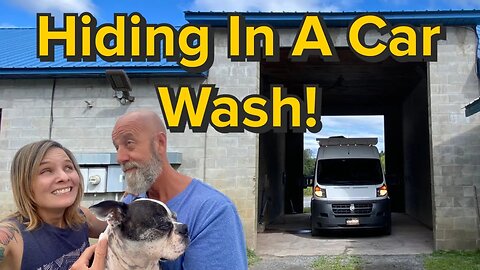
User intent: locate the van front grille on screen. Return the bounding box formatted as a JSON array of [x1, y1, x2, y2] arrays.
[[332, 203, 373, 216]]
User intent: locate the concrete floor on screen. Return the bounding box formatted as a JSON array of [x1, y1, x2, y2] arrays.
[[256, 213, 433, 256]]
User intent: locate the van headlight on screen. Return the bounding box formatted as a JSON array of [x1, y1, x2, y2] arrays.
[[376, 184, 388, 197], [314, 185, 326, 198]]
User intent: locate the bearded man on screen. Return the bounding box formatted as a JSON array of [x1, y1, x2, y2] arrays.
[[111, 110, 247, 270]]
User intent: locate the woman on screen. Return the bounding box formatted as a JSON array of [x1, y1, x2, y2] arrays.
[[0, 140, 106, 270]]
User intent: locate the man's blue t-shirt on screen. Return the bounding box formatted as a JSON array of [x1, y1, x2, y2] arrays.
[[123, 179, 247, 270]]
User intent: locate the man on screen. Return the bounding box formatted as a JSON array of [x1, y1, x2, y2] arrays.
[[111, 110, 248, 270]]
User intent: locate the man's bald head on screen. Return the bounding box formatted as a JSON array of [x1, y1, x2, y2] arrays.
[[114, 110, 166, 135]]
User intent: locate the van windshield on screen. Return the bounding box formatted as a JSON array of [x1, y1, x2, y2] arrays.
[[316, 158, 383, 185]]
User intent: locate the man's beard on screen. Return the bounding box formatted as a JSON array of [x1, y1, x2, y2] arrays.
[[122, 151, 162, 195]]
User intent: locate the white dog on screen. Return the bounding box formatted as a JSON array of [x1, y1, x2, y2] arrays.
[[89, 198, 189, 270]]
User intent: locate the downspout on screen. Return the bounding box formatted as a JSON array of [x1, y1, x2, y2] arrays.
[[476, 25, 480, 79], [49, 78, 56, 139], [474, 185, 480, 241], [203, 71, 210, 181]]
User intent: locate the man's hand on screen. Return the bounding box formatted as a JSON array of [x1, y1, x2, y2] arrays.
[[70, 238, 108, 270]]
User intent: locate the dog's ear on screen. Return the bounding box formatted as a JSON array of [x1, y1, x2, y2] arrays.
[[89, 200, 128, 227]]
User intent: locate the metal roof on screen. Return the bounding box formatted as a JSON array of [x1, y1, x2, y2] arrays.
[[185, 10, 480, 27], [0, 28, 204, 78]]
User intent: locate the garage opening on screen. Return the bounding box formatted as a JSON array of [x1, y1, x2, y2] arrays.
[[258, 47, 433, 234]]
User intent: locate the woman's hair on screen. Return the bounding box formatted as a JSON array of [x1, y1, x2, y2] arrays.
[[10, 140, 85, 230]]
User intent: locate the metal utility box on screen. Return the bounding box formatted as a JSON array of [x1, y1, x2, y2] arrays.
[[107, 165, 125, 192], [76, 153, 122, 194], [75, 152, 182, 194], [80, 167, 108, 193]]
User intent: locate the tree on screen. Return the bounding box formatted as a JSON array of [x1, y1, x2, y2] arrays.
[[379, 151, 385, 172], [303, 149, 316, 176]]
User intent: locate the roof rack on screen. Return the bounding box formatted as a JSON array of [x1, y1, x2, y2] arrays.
[[316, 137, 378, 146]]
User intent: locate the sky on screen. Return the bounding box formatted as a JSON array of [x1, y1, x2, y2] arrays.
[[1, 0, 479, 154], [2, 0, 480, 28]]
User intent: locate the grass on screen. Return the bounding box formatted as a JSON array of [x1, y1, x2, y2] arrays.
[[424, 250, 480, 270], [304, 187, 313, 197], [303, 187, 312, 213], [312, 255, 362, 270], [247, 248, 261, 266], [247, 250, 480, 269]]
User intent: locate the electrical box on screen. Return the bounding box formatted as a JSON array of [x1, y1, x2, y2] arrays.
[[75, 152, 181, 194], [81, 167, 107, 193], [107, 165, 125, 192], [80, 168, 89, 193]]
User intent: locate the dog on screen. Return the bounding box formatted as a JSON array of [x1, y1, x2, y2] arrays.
[[89, 198, 189, 270]]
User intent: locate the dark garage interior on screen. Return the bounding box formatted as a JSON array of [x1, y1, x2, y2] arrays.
[[257, 47, 433, 231]]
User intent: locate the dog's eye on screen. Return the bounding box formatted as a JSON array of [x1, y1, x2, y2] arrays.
[[171, 212, 177, 220]]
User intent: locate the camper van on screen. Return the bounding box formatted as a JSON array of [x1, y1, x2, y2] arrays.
[[310, 136, 391, 236]]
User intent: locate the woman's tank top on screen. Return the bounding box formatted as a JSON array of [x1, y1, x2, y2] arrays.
[[13, 218, 89, 270]]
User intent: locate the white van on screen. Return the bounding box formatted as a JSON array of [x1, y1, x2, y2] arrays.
[[310, 136, 391, 236]]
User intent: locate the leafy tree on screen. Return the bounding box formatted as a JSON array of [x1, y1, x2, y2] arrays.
[[303, 149, 316, 176], [379, 151, 385, 172]]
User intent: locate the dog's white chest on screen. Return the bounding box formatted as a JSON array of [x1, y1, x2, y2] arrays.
[[103, 229, 161, 270]]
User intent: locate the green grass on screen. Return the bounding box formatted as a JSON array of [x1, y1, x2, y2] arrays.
[[424, 250, 480, 270], [304, 187, 312, 213], [247, 248, 261, 266], [304, 187, 312, 196], [312, 255, 362, 270]]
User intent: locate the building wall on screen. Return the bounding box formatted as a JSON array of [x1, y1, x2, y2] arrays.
[[403, 76, 433, 228], [205, 29, 260, 248], [430, 27, 480, 249]]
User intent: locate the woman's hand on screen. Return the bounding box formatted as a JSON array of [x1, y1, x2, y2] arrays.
[[69, 238, 107, 270]]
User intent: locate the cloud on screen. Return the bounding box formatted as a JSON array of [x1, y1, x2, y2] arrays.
[[379, 0, 409, 6], [0, 23, 19, 28], [190, 0, 344, 12], [9, 0, 96, 15], [442, 0, 480, 8]]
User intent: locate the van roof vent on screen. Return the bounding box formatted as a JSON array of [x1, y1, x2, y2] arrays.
[[316, 137, 378, 146]]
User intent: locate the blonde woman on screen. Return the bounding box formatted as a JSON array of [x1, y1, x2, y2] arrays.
[[0, 140, 106, 270]]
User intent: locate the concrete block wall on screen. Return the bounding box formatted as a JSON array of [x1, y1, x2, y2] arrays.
[[429, 27, 480, 250], [402, 77, 433, 228], [0, 76, 210, 214], [205, 30, 260, 249], [0, 79, 54, 215]]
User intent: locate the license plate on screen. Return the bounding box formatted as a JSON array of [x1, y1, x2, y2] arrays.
[[346, 218, 360, 226]]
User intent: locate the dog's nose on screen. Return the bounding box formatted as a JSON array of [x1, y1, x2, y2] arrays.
[[176, 224, 188, 235]]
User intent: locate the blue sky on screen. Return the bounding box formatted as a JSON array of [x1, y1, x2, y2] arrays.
[[2, 0, 480, 28], [1, 0, 479, 154]]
